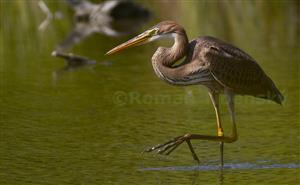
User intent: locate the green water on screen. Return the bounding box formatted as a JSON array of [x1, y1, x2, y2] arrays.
[[1, 1, 299, 184]]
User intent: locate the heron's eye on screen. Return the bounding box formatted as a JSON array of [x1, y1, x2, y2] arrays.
[[149, 28, 159, 35]]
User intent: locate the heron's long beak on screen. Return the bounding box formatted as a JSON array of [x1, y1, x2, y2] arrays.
[[106, 31, 153, 55]]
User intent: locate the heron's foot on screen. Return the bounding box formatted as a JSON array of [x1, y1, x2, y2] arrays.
[[143, 134, 200, 163]]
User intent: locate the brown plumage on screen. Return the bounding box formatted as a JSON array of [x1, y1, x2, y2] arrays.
[[106, 20, 284, 166], [150, 21, 283, 104], [199, 36, 283, 104]]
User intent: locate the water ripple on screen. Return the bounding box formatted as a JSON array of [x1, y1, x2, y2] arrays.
[[140, 163, 300, 171]]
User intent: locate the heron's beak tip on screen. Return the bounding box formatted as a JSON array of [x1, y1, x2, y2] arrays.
[[105, 47, 118, 55], [105, 31, 154, 56], [105, 48, 121, 56]]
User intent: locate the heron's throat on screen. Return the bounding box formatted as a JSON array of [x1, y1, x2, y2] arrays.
[[151, 32, 189, 84]]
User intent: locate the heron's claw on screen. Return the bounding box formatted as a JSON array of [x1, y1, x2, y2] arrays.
[[144, 134, 201, 163], [144, 135, 186, 156]]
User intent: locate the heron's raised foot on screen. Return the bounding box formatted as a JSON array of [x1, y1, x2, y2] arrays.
[[143, 134, 200, 163]]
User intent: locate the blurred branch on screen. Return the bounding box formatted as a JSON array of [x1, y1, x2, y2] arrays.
[[38, 0, 63, 31]]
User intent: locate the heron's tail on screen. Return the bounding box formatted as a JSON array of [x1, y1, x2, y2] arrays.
[[272, 87, 284, 105], [256, 77, 284, 105], [268, 79, 284, 105]]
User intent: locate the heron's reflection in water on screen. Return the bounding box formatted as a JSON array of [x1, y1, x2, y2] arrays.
[[52, 0, 151, 78]]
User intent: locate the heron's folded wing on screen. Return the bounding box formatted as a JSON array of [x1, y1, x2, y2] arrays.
[[203, 45, 267, 95]]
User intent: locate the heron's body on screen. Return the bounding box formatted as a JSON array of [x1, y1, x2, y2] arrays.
[[152, 35, 283, 104], [106, 21, 283, 166]]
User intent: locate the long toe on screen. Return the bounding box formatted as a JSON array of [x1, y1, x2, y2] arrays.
[[157, 139, 184, 154], [144, 136, 180, 153], [144, 135, 185, 155]]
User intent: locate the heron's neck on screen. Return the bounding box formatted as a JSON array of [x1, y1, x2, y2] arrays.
[[151, 32, 189, 84]]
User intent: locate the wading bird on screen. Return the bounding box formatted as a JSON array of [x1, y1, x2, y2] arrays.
[[106, 21, 283, 166]]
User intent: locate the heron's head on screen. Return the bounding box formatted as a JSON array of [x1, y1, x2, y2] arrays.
[[106, 20, 185, 55]]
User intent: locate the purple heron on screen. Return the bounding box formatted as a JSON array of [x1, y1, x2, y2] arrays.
[[106, 21, 284, 166]]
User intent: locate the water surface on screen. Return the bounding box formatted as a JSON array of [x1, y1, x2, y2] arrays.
[[1, 1, 299, 185]]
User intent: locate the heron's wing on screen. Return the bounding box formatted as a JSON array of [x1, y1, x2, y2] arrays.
[[200, 37, 268, 95], [205, 44, 284, 104]]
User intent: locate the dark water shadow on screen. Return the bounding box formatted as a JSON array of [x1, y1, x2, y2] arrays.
[[139, 162, 300, 171], [51, 51, 113, 81]]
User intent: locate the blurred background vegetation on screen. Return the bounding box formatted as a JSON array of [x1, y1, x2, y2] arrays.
[[1, 0, 299, 56]]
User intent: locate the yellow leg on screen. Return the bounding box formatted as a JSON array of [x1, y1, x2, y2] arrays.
[[208, 92, 224, 137], [208, 92, 224, 166], [144, 92, 238, 165], [144, 132, 237, 163]]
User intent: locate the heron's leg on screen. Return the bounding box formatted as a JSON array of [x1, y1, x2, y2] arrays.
[[144, 93, 238, 163], [144, 134, 237, 159], [224, 91, 238, 143], [208, 92, 224, 166], [208, 92, 224, 137]]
